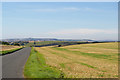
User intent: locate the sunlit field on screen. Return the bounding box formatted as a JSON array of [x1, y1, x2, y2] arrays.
[[35, 42, 118, 78], [0, 45, 23, 55], [0, 45, 22, 51]]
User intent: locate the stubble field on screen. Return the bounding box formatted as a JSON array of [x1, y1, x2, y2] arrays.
[[0, 45, 22, 51], [35, 42, 118, 78]]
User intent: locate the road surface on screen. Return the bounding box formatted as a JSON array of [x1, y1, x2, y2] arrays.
[[2, 47, 31, 78]]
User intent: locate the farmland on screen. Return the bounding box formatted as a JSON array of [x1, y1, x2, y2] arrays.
[[24, 41, 88, 47], [25, 42, 118, 78], [0, 45, 23, 55], [1, 45, 22, 51], [25, 41, 64, 47]]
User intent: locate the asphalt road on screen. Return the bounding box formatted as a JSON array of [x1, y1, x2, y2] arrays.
[[2, 47, 31, 78]]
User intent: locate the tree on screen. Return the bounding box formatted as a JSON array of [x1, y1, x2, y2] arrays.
[[14, 43, 20, 46], [58, 45, 62, 47], [2, 42, 10, 45]]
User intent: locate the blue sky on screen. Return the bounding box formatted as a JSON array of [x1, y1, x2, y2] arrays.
[[2, 2, 118, 40]]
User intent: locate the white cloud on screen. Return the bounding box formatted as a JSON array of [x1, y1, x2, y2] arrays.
[[33, 9, 57, 12], [49, 28, 117, 35], [31, 7, 96, 12], [84, 7, 94, 11], [63, 7, 94, 11], [33, 7, 79, 12], [46, 28, 117, 40], [63, 7, 80, 10]]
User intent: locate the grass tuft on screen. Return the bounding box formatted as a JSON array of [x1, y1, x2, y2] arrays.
[[60, 63, 65, 68]]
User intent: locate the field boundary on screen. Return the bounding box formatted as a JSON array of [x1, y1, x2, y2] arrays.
[[33, 42, 116, 48]]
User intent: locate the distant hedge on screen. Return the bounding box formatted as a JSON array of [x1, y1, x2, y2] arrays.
[[1, 41, 10, 45]]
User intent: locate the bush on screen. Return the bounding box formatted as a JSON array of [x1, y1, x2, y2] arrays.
[[58, 45, 62, 47], [14, 43, 20, 46], [2, 42, 10, 45]]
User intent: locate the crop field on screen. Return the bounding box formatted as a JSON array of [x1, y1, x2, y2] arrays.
[[0, 45, 22, 51], [34, 42, 118, 78], [0, 45, 23, 55]]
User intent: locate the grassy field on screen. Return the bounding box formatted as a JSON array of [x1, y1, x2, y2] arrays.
[[0, 45, 23, 55], [24, 48, 63, 78], [24, 41, 85, 47], [33, 42, 118, 78], [0, 45, 22, 51]]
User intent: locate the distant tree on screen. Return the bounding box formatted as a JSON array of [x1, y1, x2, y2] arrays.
[[30, 46, 33, 47], [58, 45, 62, 47], [2, 42, 10, 45], [0, 41, 2, 44], [14, 43, 20, 46], [21, 43, 25, 45], [34, 41, 36, 45]]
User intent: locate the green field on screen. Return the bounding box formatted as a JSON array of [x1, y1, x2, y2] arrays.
[[24, 41, 85, 47], [24, 42, 118, 78], [24, 41, 64, 46]]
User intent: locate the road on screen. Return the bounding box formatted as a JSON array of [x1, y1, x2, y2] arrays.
[[2, 47, 31, 78]]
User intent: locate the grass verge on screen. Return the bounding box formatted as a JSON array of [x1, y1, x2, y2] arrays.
[[24, 48, 63, 78], [0, 47, 23, 55]]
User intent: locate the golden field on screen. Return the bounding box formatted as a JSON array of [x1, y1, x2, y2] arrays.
[[0, 45, 22, 51], [35, 42, 118, 78]]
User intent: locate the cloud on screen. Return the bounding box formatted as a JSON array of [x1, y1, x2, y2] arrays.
[[31, 7, 95, 12], [47, 28, 117, 40], [33, 7, 79, 12], [33, 9, 57, 12], [84, 7, 94, 11], [63, 7, 80, 10], [63, 7, 94, 11], [49, 28, 117, 35]]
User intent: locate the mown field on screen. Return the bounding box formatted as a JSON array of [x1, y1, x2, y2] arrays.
[[0, 45, 22, 51], [25, 42, 118, 78], [0, 45, 23, 55]]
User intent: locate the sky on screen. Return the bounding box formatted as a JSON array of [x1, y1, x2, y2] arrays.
[[2, 2, 118, 40], [1, 0, 119, 2]]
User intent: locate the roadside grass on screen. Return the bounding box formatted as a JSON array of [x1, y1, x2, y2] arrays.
[[24, 48, 62, 78], [0, 47, 23, 55]]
